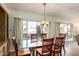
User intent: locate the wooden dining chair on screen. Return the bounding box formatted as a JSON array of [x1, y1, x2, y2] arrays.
[[12, 37, 31, 56], [41, 33, 47, 39], [51, 37, 64, 56], [36, 38, 54, 56], [30, 34, 37, 39], [61, 36, 66, 56], [57, 35, 66, 55]]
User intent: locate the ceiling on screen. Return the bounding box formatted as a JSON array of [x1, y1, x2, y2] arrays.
[[3, 3, 79, 20]]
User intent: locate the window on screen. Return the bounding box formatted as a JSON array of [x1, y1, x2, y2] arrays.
[[60, 23, 71, 37], [22, 20, 27, 33], [60, 24, 68, 33], [22, 21, 37, 34], [20, 20, 49, 48], [21, 21, 37, 48], [28, 21, 37, 34]]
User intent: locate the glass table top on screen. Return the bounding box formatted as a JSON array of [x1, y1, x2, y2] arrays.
[[19, 38, 43, 48]]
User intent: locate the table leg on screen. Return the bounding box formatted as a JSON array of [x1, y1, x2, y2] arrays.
[[32, 48, 35, 56]]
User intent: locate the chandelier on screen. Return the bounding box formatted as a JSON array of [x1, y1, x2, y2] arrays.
[[40, 3, 49, 27]]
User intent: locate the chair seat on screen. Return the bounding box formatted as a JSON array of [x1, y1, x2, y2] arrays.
[[51, 47, 61, 56], [36, 48, 50, 55], [18, 48, 31, 56]]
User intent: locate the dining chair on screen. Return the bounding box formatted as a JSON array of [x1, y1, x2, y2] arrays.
[[41, 33, 47, 39], [31, 34, 37, 39], [12, 37, 31, 56], [51, 37, 64, 56], [58, 35, 66, 55], [62, 36, 66, 56], [31, 33, 47, 39], [36, 38, 54, 56]]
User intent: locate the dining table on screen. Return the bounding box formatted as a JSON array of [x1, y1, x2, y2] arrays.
[[19, 36, 65, 56]]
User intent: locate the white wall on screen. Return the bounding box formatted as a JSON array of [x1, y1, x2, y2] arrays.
[[49, 21, 55, 37], [54, 22, 60, 36], [72, 20, 79, 35], [8, 15, 15, 51], [9, 9, 53, 21]]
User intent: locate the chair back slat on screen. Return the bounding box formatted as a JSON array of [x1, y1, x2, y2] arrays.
[[54, 37, 64, 50], [31, 34, 37, 39], [42, 38, 54, 55], [41, 33, 47, 39]]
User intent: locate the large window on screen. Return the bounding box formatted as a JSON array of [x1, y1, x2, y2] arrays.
[[21, 21, 37, 48], [20, 20, 49, 48]]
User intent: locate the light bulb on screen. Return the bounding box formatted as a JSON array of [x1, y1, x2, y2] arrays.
[[12, 37, 15, 39]]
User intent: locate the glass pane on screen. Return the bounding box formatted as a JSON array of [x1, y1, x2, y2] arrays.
[[28, 29, 36, 34], [60, 24, 67, 33], [68, 24, 71, 28], [28, 21, 37, 34], [28, 21, 37, 28], [64, 28, 67, 33], [23, 40, 28, 48], [64, 25, 67, 29]]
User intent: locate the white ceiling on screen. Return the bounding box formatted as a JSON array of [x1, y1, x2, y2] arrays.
[[3, 3, 79, 20]]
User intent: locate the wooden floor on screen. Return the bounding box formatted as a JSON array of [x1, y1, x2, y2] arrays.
[[9, 52, 16, 56]]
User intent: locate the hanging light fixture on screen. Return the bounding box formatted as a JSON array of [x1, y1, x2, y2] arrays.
[[40, 3, 49, 28]]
